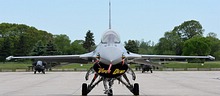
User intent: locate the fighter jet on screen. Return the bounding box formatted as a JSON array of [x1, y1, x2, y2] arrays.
[[32, 60, 46, 74], [6, 1, 215, 96]]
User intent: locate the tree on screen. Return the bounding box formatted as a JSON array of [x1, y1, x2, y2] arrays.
[[138, 40, 154, 54], [174, 20, 204, 40], [0, 37, 11, 61], [206, 32, 220, 60], [30, 40, 46, 56], [70, 40, 86, 54], [0, 38, 3, 61], [183, 36, 211, 56], [0, 23, 53, 61], [45, 40, 58, 55], [14, 35, 28, 56], [183, 36, 211, 63], [53, 34, 71, 54], [83, 30, 95, 52], [124, 40, 139, 53], [207, 32, 217, 38], [154, 31, 183, 55], [154, 20, 204, 55]]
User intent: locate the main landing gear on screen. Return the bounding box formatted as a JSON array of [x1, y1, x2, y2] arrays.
[[82, 67, 139, 96], [34, 65, 45, 74], [82, 79, 139, 96], [82, 83, 88, 96]]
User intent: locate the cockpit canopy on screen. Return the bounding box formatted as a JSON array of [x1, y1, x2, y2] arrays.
[[101, 30, 120, 44]]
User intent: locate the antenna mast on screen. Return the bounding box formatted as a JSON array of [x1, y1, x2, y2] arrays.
[[109, 0, 111, 29]]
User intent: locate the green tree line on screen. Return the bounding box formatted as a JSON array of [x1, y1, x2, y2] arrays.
[[0, 23, 95, 62], [125, 20, 220, 60], [1, 20, 220, 62]]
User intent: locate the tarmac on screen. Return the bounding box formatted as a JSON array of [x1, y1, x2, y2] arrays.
[[0, 71, 220, 96]]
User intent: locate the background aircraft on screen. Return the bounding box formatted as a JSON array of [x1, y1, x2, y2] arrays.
[[6, 1, 215, 96], [32, 60, 46, 74]]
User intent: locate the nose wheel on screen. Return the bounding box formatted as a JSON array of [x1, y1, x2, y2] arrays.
[[107, 89, 113, 96]]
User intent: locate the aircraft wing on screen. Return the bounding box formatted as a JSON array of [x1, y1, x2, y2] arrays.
[[6, 52, 96, 63], [125, 53, 215, 66], [125, 52, 215, 60], [140, 55, 215, 60]]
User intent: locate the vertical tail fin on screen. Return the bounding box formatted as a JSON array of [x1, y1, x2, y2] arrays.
[[109, 0, 111, 29]]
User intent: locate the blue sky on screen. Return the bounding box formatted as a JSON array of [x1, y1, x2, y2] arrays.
[[0, 0, 219, 44]]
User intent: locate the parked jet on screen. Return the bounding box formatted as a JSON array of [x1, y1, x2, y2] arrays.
[[32, 60, 46, 74], [6, 1, 215, 96], [140, 64, 153, 73]]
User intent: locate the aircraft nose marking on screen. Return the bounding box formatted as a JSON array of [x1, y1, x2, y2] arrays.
[[107, 63, 112, 73]]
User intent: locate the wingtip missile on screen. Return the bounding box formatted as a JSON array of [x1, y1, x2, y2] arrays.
[[208, 55, 215, 60], [6, 56, 13, 61]]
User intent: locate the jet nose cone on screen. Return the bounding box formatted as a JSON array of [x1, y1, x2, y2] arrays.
[[100, 47, 122, 64]]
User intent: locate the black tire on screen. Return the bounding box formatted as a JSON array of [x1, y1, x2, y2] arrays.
[[133, 83, 139, 95], [108, 89, 113, 96], [150, 70, 153, 73], [42, 70, 45, 74], [82, 83, 87, 96], [34, 71, 36, 74]]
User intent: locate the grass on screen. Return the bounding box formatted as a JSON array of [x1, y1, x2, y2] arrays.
[[1, 61, 220, 69], [0, 62, 31, 69], [163, 61, 220, 68]]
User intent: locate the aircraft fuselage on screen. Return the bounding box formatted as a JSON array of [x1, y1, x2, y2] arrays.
[[91, 29, 129, 78]]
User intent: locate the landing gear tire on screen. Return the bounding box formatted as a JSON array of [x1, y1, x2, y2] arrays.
[[42, 70, 45, 74], [108, 89, 113, 96], [34, 71, 36, 74], [133, 83, 139, 95], [82, 83, 88, 96]]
